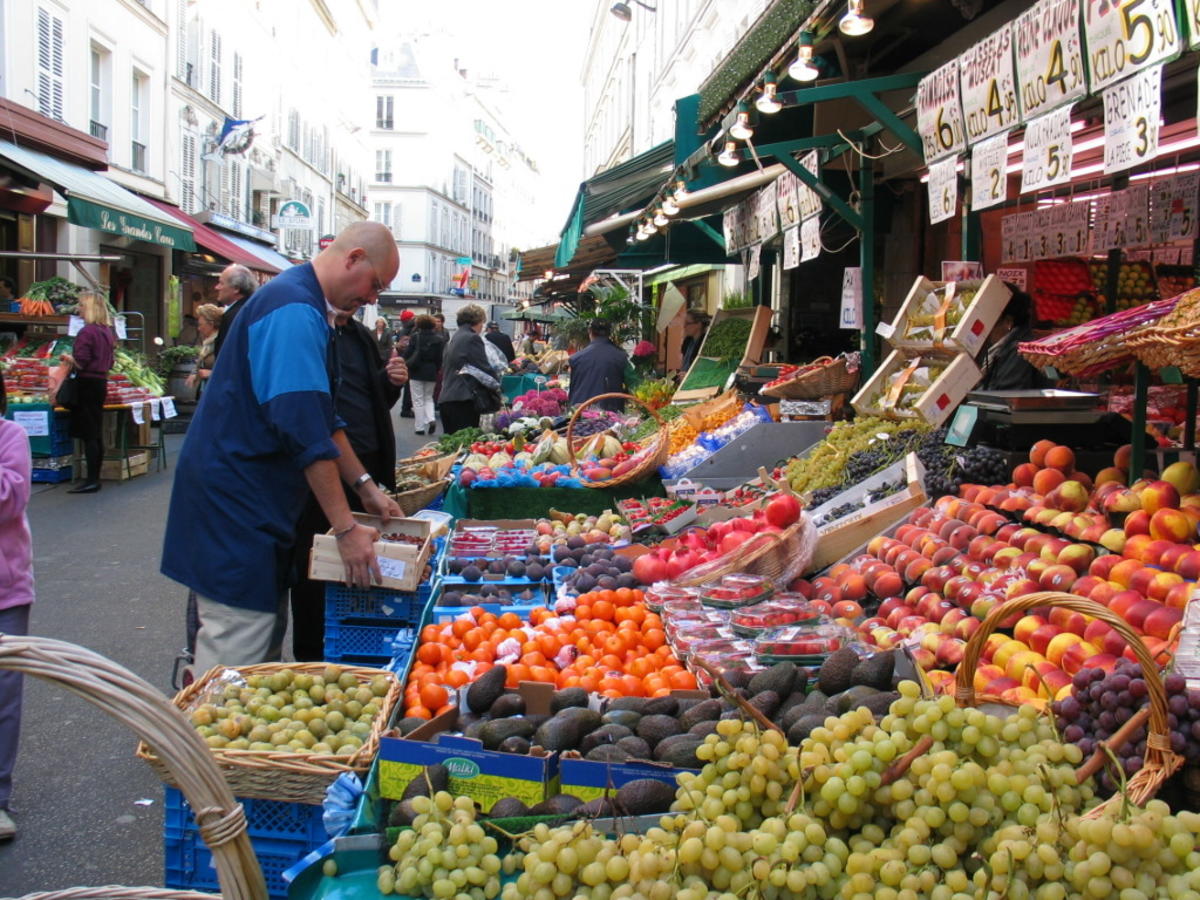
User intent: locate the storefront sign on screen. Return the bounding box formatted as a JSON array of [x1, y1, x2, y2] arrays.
[[960, 25, 1020, 144], [840, 267, 863, 330], [274, 199, 313, 229], [800, 217, 821, 262], [783, 226, 800, 269], [928, 156, 960, 224], [1014, 0, 1087, 120], [1103, 65, 1162, 173], [775, 171, 801, 229], [1084, 0, 1179, 93], [1148, 172, 1199, 243], [917, 60, 967, 162], [798, 151, 822, 220], [1020, 105, 1074, 192], [970, 131, 1010, 210], [1001, 210, 1036, 261]]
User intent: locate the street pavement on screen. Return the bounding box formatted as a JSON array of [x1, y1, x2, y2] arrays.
[[0, 409, 430, 896]]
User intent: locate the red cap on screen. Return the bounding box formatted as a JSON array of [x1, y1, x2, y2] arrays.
[[400, 309, 415, 321]]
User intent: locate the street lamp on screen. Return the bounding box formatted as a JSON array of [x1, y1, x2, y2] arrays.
[[610, 0, 657, 20]]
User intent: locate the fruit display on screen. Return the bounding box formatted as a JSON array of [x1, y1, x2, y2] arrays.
[[434, 586, 544, 608], [783, 418, 922, 495], [1033, 258, 1097, 325], [1156, 264, 1196, 298], [897, 281, 977, 343], [553, 543, 640, 595], [1089, 259, 1158, 310], [616, 497, 695, 534], [659, 406, 774, 479]]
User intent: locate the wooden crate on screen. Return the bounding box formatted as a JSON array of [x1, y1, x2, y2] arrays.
[[882, 275, 1010, 358], [100, 450, 150, 481], [674, 306, 773, 403], [309, 514, 432, 591], [851, 350, 981, 427]]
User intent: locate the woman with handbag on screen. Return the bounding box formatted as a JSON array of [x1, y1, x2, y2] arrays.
[[438, 303, 498, 434], [60, 292, 115, 494], [403, 314, 445, 435]]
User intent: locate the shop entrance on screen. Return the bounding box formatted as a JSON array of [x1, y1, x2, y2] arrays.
[[103, 244, 162, 341]]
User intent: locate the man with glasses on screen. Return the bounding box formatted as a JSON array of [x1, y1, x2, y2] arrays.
[[162, 222, 407, 674]]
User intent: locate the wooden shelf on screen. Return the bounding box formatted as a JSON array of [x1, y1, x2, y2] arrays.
[[0, 313, 70, 327]]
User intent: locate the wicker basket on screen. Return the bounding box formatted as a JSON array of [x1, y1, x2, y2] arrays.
[[393, 478, 451, 516], [954, 591, 1183, 812], [1125, 287, 1200, 375], [137, 661, 401, 806], [395, 444, 456, 470], [0, 634, 265, 900], [566, 393, 669, 488], [1018, 297, 1178, 376], [675, 512, 817, 588], [761, 356, 859, 400]]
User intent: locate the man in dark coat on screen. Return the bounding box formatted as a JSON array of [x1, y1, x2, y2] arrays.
[[978, 287, 1050, 392], [567, 320, 628, 412], [211, 263, 256, 358], [485, 322, 516, 363]]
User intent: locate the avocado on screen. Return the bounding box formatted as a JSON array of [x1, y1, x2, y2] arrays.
[[478, 717, 536, 751], [636, 714, 682, 748], [387, 799, 419, 826], [585, 744, 631, 762], [463, 719, 488, 740], [616, 735, 652, 759], [860, 690, 901, 718], [723, 668, 753, 690], [534, 708, 601, 751], [528, 794, 584, 817], [401, 764, 449, 801], [655, 736, 703, 768], [748, 661, 798, 698], [489, 693, 527, 719], [575, 797, 615, 817], [834, 685, 880, 714], [498, 735, 532, 755], [787, 714, 826, 746], [818, 647, 860, 696], [799, 690, 828, 715], [642, 695, 680, 717], [487, 797, 531, 819], [579, 724, 633, 754], [616, 778, 677, 815], [687, 720, 719, 740], [781, 703, 812, 732], [467, 666, 507, 714], [774, 691, 809, 726], [397, 716, 428, 735], [550, 687, 589, 713], [748, 690, 782, 719], [678, 698, 723, 731], [607, 696, 647, 714], [601, 709, 642, 729], [851, 651, 896, 691], [653, 733, 700, 760]]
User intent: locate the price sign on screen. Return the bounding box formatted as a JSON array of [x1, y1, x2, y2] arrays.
[[970, 131, 1010, 210], [1028, 209, 1052, 260], [1020, 105, 1074, 193], [1001, 210, 1035, 261], [928, 156, 960, 224], [1052, 200, 1092, 255], [1103, 65, 1162, 174], [115, 316, 127, 340], [1125, 183, 1152, 247], [149, 398, 161, 421], [130, 403, 144, 425], [783, 226, 801, 270], [747, 243, 762, 280], [1084, 0, 1179, 92], [797, 151, 822, 220], [1169, 172, 1199, 240], [722, 207, 738, 252], [1014, 0, 1087, 121], [12, 410, 49, 437], [961, 25, 1020, 144], [800, 217, 821, 262], [161, 396, 177, 418], [840, 267, 863, 330], [1093, 194, 1121, 250], [917, 60, 967, 162], [1188, 0, 1200, 47], [754, 186, 779, 242], [68, 315, 83, 336], [996, 265, 1029, 289], [775, 171, 801, 229]]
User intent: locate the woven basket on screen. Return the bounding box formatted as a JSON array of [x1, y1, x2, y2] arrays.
[[566, 393, 668, 488], [393, 478, 451, 516], [761, 356, 859, 400], [395, 444, 455, 470], [1125, 287, 1200, 375], [954, 591, 1183, 812], [137, 661, 401, 806], [0, 634, 265, 900], [675, 512, 817, 588], [1018, 297, 1178, 376]]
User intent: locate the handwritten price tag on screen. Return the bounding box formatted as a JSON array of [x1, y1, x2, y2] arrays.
[[1085, 0, 1179, 92], [783, 227, 800, 270], [1020, 105, 1074, 192], [800, 217, 821, 262], [797, 151, 822, 220], [12, 410, 49, 437], [928, 156, 959, 224], [960, 24, 1020, 144], [775, 171, 801, 229], [1103, 65, 1162, 174], [130, 403, 144, 426], [161, 396, 177, 418], [917, 59, 967, 162], [840, 268, 863, 330], [1014, 0, 1088, 121], [970, 132, 1009, 210], [377, 557, 408, 581]]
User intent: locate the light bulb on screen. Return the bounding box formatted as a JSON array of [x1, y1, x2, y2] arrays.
[[789, 32, 819, 81], [673, 180, 688, 200], [839, 0, 873, 35], [643, 219, 657, 235], [718, 141, 740, 167], [729, 112, 754, 142], [662, 195, 680, 216], [636, 226, 651, 241], [544, 270, 554, 280], [755, 83, 782, 114], [653, 208, 668, 227]]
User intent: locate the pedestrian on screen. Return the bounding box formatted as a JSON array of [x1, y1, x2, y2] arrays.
[[373, 315, 394, 357], [0, 369, 33, 841], [186, 304, 223, 395], [288, 308, 406, 662], [161, 221, 405, 675], [0, 276, 15, 304], [404, 314, 445, 436], [567, 319, 629, 412], [61, 292, 115, 494], [212, 263, 255, 359], [438, 303, 499, 434], [432, 312, 449, 404], [485, 321, 516, 363], [433, 313, 448, 341], [398, 309, 416, 418], [680, 310, 710, 371]]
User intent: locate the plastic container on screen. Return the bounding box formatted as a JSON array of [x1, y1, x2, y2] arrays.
[[730, 595, 828, 637], [669, 623, 734, 658], [324, 583, 432, 624], [699, 573, 775, 609], [323, 623, 415, 664], [646, 584, 701, 613], [755, 622, 854, 663]]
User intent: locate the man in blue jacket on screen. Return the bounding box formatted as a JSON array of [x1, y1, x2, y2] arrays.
[[161, 222, 405, 673]]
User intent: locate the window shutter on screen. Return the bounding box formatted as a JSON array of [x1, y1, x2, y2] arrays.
[[229, 160, 242, 218], [36, 8, 65, 121], [181, 132, 197, 213], [208, 31, 222, 105], [175, 0, 188, 79], [232, 53, 243, 118], [219, 161, 229, 213]]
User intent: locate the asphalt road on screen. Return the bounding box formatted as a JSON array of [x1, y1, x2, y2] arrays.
[[0, 410, 431, 896]]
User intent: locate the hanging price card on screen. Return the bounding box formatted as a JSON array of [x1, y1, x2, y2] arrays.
[[1014, 0, 1087, 121], [1103, 65, 1162, 174], [1092, 194, 1121, 250], [928, 156, 960, 224], [754, 187, 779, 242], [840, 267, 863, 330], [800, 217, 821, 261], [917, 60, 967, 162], [797, 151, 822, 220], [1084, 0, 1179, 92], [115, 316, 128, 340], [1050, 199, 1092, 256], [747, 244, 762, 280], [960, 24, 1020, 144], [130, 403, 144, 426], [775, 171, 801, 230], [1125, 183, 1152, 247], [161, 396, 177, 418], [783, 227, 800, 269], [1028, 209, 1053, 260], [1169, 172, 1199, 240], [1020, 105, 1074, 193], [722, 207, 739, 253], [1001, 210, 1035, 261], [970, 131, 1010, 210]]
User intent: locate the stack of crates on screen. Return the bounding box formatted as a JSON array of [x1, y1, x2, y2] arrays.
[[4, 402, 73, 482], [162, 786, 327, 899]]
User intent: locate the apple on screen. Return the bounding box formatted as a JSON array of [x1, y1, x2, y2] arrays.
[[970, 595, 999, 620], [935, 638, 966, 667], [1140, 480, 1182, 514], [1090, 554, 1122, 580], [1014, 614, 1048, 644], [955, 616, 982, 640], [939, 608, 968, 633], [1045, 632, 1082, 667], [1060, 640, 1103, 675], [1029, 623, 1063, 655], [1143, 604, 1183, 641], [1038, 563, 1079, 592], [1165, 582, 1192, 609], [1023, 659, 1065, 693]]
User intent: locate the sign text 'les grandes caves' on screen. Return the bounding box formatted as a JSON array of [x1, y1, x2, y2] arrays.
[[917, 60, 967, 162], [1013, 0, 1088, 120], [959, 24, 1020, 144]]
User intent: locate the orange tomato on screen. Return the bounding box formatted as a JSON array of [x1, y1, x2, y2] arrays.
[[417, 643, 442, 665], [405, 704, 433, 720], [445, 669, 469, 688]]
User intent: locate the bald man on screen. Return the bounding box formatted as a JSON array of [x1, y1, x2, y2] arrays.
[[162, 222, 407, 674]]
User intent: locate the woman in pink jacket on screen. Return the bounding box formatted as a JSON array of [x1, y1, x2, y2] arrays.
[[0, 367, 33, 841]]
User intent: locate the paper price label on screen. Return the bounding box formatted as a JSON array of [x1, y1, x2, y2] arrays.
[[970, 132, 1010, 210], [1049, 200, 1092, 256], [996, 265, 1029, 290], [1001, 211, 1035, 261], [840, 267, 863, 330], [1020, 105, 1074, 192], [747, 243, 762, 280], [130, 403, 144, 425], [1085, 0, 1179, 92], [161, 396, 177, 418], [928, 156, 960, 224], [775, 171, 801, 229], [783, 226, 800, 270], [1014, 0, 1088, 120], [68, 315, 84, 337], [12, 410, 49, 437], [377, 557, 408, 581], [149, 398, 161, 421], [800, 217, 821, 262], [1103, 65, 1162, 174], [115, 316, 128, 340], [1170, 172, 1198, 240], [797, 151, 822, 220], [754, 187, 779, 242], [917, 59, 967, 162], [961, 25, 1020, 143]]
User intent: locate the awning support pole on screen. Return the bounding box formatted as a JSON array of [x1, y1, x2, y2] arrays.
[[777, 155, 864, 232], [1131, 363, 1150, 485], [861, 159, 877, 380], [691, 219, 727, 250]]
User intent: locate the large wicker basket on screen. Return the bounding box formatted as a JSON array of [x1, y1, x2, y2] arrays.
[[1018, 297, 1179, 377], [0, 634, 265, 900], [392, 453, 456, 515], [675, 512, 817, 588], [954, 591, 1183, 813], [137, 661, 400, 806], [1124, 287, 1200, 375], [566, 393, 669, 488], [760, 356, 859, 399]]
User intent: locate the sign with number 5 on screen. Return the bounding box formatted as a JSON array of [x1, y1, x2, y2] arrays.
[[1084, 0, 1180, 93]]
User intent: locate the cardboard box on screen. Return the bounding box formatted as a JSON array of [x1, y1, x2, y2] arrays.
[[883, 275, 1010, 358], [310, 515, 432, 592], [557, 756, 698, 802], [674, 306, 774, 403], [851, 350, 982, 428], [100, 450, 150, 481]]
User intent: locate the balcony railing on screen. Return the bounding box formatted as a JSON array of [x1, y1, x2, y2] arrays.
[[375, 172, 392, 183], [89, 120, 108, 141], [131, 141, 147, 173]]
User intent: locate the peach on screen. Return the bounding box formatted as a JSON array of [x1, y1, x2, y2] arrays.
[[1095, 466, 1127, 487], [992, 638, 1027, 670], [1175, 550, 1200, 580], [1038, 564, 1079, 592], [982, 632, 1012, 661], [873, 570, 904, 600], [1029, 623, 1063, 655], [1087, 580, 1117, 605], [1143, 604, 1183, 641], [1165, 582, 1193, 609], [1048, 607, 1089, 636], [1108, 557, 1145, 588], [1084, 620, 1126, 657], [1079, 653, 1119, 673], [1022, 659, 1064, 693], [1055, 481, 1091, 513], [1089, 554, 1122, 579], [1162, 461, 1200, 495], [1044, 445, 1076, 473], [1059, 639, 1101, 675], [1005, 649, 1046, 683], [1141, 480, 1182, 514], [1014, 614, 1048, 644], [1057, 543, 1096, 573], [970, 595, 1000, 620], [1146, 571, 1185, 603], [1013, 463, 1039, 487], [1150, 508, 1195, 543], [1104, 488, 1143, 523], [1109, 589, 1143, 622], [1124, 598, 1164, 632], [974, 663, 1007, 692], [955, 616, 982, 640], [1122, 532, 1154, 561], [1045, 632, 1082, 666], [1114, 444, 1133, 469], [1030, 439, 1057, 467], [1033, 468, 1066, 496]]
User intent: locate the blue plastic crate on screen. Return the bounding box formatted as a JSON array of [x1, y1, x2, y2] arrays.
[[551, 565, 579, 596], [163, 786, 326, 845], [324, 622, 416, 663], [324, 582, 432, 623], [31, 466, 72, 483], [165, 831, 305, 899]]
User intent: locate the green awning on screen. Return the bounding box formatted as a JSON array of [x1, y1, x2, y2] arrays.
[[0, 141, 195, 251], [643, 264, 720, 288]]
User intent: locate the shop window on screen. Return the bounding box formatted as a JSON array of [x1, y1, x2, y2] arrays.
[[89, 43, 110, 142], [131, 70, 149, 173]]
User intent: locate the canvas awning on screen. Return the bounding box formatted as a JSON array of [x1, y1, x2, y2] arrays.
[[143, 198, 279, 274], [219, 233, 295, 273], [0, 140, 195, 251]]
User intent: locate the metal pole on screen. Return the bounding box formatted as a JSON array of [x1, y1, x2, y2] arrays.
[[1186, 379, 1198, 452], [1130, 362, 1150, 485], [860, 159, 876, 378]]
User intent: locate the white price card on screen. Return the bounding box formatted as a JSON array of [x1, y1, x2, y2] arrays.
[[1188, 0, 1200, 47], [1085, 0, 1179, 92], [928, 156, 960, 224], [1049, 200, 1092, 256], [1104, 65, 1162, 174], [1014, 0, 1088, 121], [960, 24, 1020, 144], [1020, 105, 1074, 193], [797, 151, 822, 220], [754, 187, 779, 242], [377, 557, 408, 581], [1028, 208, 1052, 260], [1169, 172, 1199, 240], [1001, 211, 1034, 261], [12, 410, 49, 437], [1125, 183, 1152, 247], [775, 171, 801, 230], [149, 398, 161, 421], [970, 131, 1010, 210], [68, 315, 84, 337], [130, 403, 144, 425], [917, 59, 967, 162], [1092, 194, 1121, 251], [840, 267, 863, 330], [800, 217, 821, 262], [747, 243, 762, 280], [114, 315, 128, 340], [782, 226, 801, 270], [161, 396, 177, 418]]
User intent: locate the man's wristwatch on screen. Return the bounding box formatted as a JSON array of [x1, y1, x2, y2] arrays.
[[353, 472, 374, 491]]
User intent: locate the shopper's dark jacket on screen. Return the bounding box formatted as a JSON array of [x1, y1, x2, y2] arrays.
[[486, 329, 516, 363], [404, 328, 446, 382], [439, 327, 493, 405], [336, 318, 401, 491], [213, 295, 248, 358], [568, 336, 628, 411], [979, 325, 1050, 392]]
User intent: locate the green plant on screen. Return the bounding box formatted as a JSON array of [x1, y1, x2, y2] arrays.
[[156, 344, 198, 377], [554, 283, 655, 349], [721, 290, 753, 310]]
